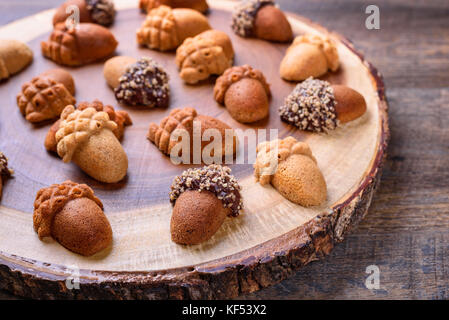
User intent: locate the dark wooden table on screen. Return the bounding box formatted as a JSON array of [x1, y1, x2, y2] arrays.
[[1, 0, 448, 300]]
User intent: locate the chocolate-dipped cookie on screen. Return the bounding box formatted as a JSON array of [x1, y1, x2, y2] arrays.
[[278, 77, 367, 132], [231, 0, 292, 42], [0, 152, 13, 200], [112, 57, 170, 108], [33, 181, 112, 256], [169, 164, 242, 245]]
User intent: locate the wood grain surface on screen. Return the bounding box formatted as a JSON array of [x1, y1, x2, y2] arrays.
[[0, 0, 448, 300]]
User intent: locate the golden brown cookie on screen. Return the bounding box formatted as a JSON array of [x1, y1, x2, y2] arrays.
[[279, 77, 367, 132], [214, 65, 271, 123], [175, 30, 234, 84], [33, 181, 112, 256], [280, 34, 339, 81], [53, 0, 116, 27], [169, 164, 242, 245], [147, 107, 237, 161], [231, 0, 292, 42], [139, 0, 209, 13], [56, 105, 128, 183], [41, 23, 118, 66], [0, 152, 13, 200], [136, 5, 210, 51], [0, 39, 33, 81], [16, 69, 76, 123], [103, 56, 137, 89], [45, 100, 132, 153], [254, 136, 326, 206]]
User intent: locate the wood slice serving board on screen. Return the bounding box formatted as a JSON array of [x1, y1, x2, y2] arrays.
[[0, 0, 389, 299]]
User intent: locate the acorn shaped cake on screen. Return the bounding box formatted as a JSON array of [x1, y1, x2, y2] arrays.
[[16, 69, 76, 123], [45, 100, 132, 153], [254, 136, 326, 207], [139, 0, 209, 13], [231, 0, 292, 42], [0, 39, 33, 81], [176, 30, 234, 84], [104, 56, 170, 108], [136, 5, 211, 51], [169, 164, 243, 245], [41, 23, 118, 66], [33, 181, 112, 256], [147, 107, 237, 161], [280, 34, 339, 81], [278, 77, 367, 132], [214, 65, 271, 123], [53, 0, 116, 27], [0, 152, 13, 200], [55, 105, 128, 183]]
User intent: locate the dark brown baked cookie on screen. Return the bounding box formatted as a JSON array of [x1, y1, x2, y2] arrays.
[[53, 0, 115, 27]]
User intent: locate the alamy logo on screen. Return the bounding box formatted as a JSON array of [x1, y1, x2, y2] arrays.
[[65, 5, 80, 30], [365, 265, 380, 290], [65, 265, 80, 290], [365, 5, 380, 30]]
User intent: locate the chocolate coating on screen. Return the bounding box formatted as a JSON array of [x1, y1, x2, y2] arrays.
[[114, 57, 170, 108]]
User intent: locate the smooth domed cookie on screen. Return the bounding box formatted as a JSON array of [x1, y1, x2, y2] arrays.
[[214, 65, 271, 123], [0, 39, 33, 81]]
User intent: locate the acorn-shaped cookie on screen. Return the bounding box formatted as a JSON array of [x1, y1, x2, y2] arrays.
[[0, 39, 33, 81], [56, 105, 128, 183], [231, 0, 292, 42], [104, 56, 170, 108], [280, 34, 339, 81], [0, 152, 13, 200], [45, 100, 132, 153], [41, 23, 118, 66], [279, 77, 367, 132], [169, 164, 242, 245], [16, 69, 76, 123], [176, 30, 234, 84], [33, 181, 112, 256], [147, 107, 237, 161], [254, 137, 326, 206], [136, 5, 211, 51], [214, 65, 271, 123], [139, 0, 209, 13], [53, 0, 116, 27]]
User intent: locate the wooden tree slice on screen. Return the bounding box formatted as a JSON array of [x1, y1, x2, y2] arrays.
[[0, 0, 389, 299]]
